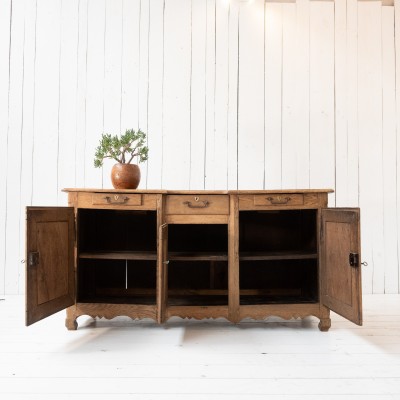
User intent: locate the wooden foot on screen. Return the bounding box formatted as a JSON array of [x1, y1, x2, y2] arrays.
[[318, 318, 331, 332], [65, 306, 78, 330], [65, 318, 78, 330]]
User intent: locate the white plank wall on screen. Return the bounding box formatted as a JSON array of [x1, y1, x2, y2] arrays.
[[1, 0, 400, 295]]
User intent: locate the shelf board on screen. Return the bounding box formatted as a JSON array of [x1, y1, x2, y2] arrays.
[[79, 251, 157, 260], [239, 251, 318, 261], [79, 251, 316, 262], [169, 251, 228, 261]]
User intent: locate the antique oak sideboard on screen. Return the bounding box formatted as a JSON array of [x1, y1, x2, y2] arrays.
[[25, 189, 362, 331]]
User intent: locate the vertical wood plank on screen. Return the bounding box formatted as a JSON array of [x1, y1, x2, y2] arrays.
[[264, 2, 282, 189], [334, 0, 348, 206], [190, 0, 207, 190], [162, 0, 191, 189], [75, 0, 88, 188], [84, 0, 106, 188], [204, 0, 216, 189], [57, 0, 79, 194], [31, 0, 62, 205], [309, 2, 335, 195], [295, 0, 310, 189], [0, 0, 11, 294], [395, 0, 400, 294], [382, 6, 398, 293], [237, 0, 264, 189], [5, 0, 25, 294], [281, 3, 296, 189], [18, 0, 38, 293], [227, 0, 239, 190], [102, 0, 123, 188], [346, 0, 359, 207], [214, 0, 229, 189], [120, 0, 140, 134], [146, 0, 164, 189], [138, 0, 150, 188], [358, 1, 384, 294]]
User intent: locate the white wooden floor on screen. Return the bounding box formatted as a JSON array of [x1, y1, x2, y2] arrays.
[[0, 295, 399, 399]]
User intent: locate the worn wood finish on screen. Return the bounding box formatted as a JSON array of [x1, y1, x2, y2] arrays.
[[239, 303, 321, 322], [228, 194, 240, 323], [321, 208, 362, 325], [166, 306, 229, 321], [238, 192, 327, 210], [165, 195, 230, 215], [158, 194, 168, 324], [91, 192, 143, 207], [75, 192, 158, 210], [26, 207, 75, 326], [66, 303, 157, 330], [165, 215, 229, 224], [25, 188, 362, 331]]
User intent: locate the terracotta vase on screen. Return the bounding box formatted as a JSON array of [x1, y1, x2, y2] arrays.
[[111, 163, 141, 189]]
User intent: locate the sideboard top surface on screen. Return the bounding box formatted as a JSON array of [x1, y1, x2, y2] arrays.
[[62, 188, 334, 194]]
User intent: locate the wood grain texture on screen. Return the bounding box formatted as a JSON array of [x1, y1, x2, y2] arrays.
[[25, 189, 363, 332], [26, 207, 75, 325], [228, 194, 239, 322], [165, 194, 229, 215], [66, 303, 158, 330], [321, 208, 362, 325]]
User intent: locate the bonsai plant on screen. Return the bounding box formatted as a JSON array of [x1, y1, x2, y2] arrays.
[[94, 128, 149, 189]]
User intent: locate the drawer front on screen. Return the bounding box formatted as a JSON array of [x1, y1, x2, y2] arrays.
[[91, 193, 142, 207], [253, 194, 304, 207], [166, 195, 229, 215]]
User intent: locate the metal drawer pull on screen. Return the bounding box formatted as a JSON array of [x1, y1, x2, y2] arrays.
[[267, 196, 291, 205], [104, 195, 129, 204], [183, 200, 209, 208]]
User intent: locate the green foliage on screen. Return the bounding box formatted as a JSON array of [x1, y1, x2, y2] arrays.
[[94, 129, 149, 168]]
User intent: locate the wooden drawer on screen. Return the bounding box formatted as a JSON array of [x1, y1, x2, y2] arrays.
[[91, 193, 142, 207], [253, 194, 304, 207], [166, 195, 229, 215]]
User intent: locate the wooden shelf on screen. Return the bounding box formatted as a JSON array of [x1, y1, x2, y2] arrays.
[[239, 251, 317, 261], [169, 252, 228, 261], [79, 251, 228, 261], [79, 251, 157, 260]]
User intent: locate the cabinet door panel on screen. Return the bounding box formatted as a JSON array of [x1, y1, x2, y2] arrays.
[[321, 208, 362, 325], [26, 207, 75, 326]]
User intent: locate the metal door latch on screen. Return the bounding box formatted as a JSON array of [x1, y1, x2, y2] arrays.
[[349, 252, 359, 267], [28, 252, 39, 267]]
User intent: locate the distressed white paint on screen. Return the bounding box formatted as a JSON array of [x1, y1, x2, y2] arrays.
[[1, 0, 400, 294]]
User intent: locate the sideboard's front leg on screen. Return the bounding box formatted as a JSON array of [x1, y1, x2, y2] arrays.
[[318, 318, 331, 332], [65, 306, 78, 330], [318, 306, 331, 332]]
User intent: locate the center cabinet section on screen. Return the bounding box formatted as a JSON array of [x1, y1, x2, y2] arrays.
[[238, 210, 318, 305], [77, 209, 158, 305], [167, 224, 229, 307]]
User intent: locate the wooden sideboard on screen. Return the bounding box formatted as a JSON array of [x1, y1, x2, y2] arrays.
[[25, 188, 362, 331]]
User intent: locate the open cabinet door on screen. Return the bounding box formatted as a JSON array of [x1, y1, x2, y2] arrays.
[[321, 208, 362, 325], [26, 207, 75, 326]]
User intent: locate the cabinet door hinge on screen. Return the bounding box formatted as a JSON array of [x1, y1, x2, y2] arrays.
[[28, 252, 39, 267], [349, 252, 359, 268]]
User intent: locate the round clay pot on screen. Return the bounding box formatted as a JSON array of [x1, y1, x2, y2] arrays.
[[111, 163, 141, 189]]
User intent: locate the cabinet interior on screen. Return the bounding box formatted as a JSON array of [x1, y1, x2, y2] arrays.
[[77, 209, 157, 304], [167, 224, 228, 306], [239, 210, 318, 304]]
